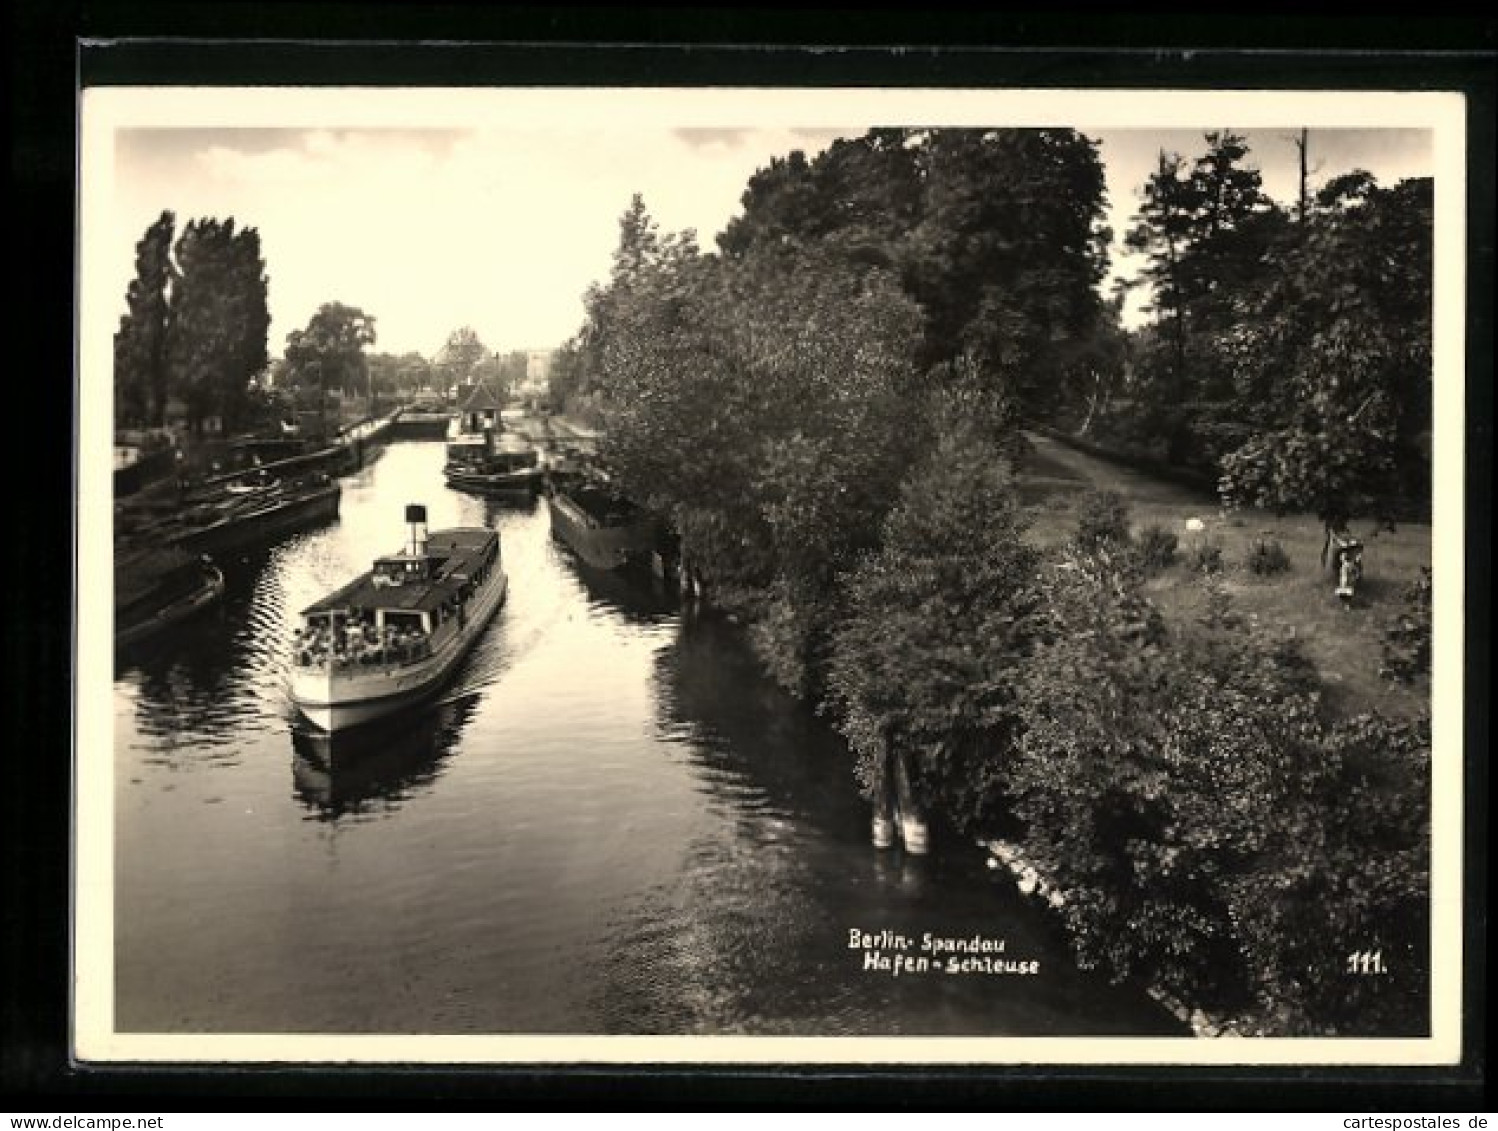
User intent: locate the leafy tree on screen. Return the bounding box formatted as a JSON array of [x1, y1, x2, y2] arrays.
[[367, 351, 435, 400], [545, 338, 587, 413], [718, 149, 822, 256], [585, 196, 720, 511], [499, 350, 530, 389], [611, 193, 666, 277], [1126, 133, 1276, 337], [1124, 149, 1199, 391], [435, 326, 489, 388], [730, 247, 926, 692], [1316, 168, 1379, 211], [1123, 133, 1283, 454], [591, 196, 923, 693], [719, 129, 1112, 423], [280, 302, 377, 427], [1218, 176, 1433, 529], [162, 217, 270, 431], [828, 413, 1042, 831], [904, 128, 1112, 417], [718, 131, 921, 261], [113, 210, 177, 427]]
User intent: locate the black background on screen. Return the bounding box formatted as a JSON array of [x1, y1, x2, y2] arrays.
[[8, 3, 1492, 1110]]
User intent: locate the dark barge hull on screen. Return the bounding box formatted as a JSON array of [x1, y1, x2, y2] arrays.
[[546, 489, 659, 572], [116, 557, 225, 649], [444, 467, 543, 498], [171, 481, 343, 557], [114, 447, 175, 498]]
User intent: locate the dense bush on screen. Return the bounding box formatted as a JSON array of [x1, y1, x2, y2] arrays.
[[1225, 711, 1431, 1035], [1246, 534, 1291, 576], [1007, 560, 1430, 1033], [747, 574, 839, 700], [1074, 489, 1132, 552], [828, 422, 1042, 835], [1381, 567, 1433, 684], [1184, 535, 1224, 575], [1136, 522, 1179, 572]]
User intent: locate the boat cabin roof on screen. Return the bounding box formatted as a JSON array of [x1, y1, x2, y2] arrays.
[[300, 528, 498, 617]]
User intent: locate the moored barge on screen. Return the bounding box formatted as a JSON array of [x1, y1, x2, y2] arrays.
[[115, 547, 225, 650], [547, 482, 660, 572]]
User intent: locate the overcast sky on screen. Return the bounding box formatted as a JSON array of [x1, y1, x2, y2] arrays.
[[91, 95, 1438, 359]]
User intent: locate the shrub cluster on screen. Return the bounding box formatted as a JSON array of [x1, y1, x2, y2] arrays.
[[1184, 535, 1224, 575], [1074, 489, 1131, 553], [1006, 556, 1431, 1034], [1381, 567, 1433, 684], [1135, 522, 1179, 572], [1246, 534, 1291, 576]]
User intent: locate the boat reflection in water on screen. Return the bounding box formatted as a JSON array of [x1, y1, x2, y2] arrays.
[[478, 492, 539, 522], [553, 542, 678, 628], [290, 694, 479, 820]]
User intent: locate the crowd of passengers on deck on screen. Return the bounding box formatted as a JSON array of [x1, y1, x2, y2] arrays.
[[292, 558, 494, 670], [294, 616, 432, 668]]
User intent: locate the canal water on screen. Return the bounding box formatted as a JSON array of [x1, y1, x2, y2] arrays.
[[112, 439, 1183, 1037]]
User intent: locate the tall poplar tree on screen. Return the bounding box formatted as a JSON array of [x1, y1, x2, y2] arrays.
[[113, 211, 177, 427], [163, 217, 270, 431]]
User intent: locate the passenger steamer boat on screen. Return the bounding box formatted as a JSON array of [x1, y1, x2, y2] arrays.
[[288, 504, 508, 732]]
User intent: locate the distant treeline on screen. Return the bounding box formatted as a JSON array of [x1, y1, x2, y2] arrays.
[[115, 212, 527, 433]]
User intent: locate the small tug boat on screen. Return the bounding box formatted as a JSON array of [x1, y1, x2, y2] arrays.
[[288, 504, 508, 732], [441, 377, 543, 498], [444, 429, 544, 497]]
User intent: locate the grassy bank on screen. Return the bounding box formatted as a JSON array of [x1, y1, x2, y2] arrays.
[[1018, 431, 1431, 722]]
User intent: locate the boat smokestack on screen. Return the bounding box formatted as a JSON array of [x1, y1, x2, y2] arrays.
[[406, 503, 428, 557]]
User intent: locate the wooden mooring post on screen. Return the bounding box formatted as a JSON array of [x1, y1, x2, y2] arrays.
[[869, 740, 929, 855], [870, 741, 896, 849]]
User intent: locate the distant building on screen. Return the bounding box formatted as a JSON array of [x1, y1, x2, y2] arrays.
[[526, 349, 554, 380], [521, 349, 556, 398], [456, 377, 507, 434]]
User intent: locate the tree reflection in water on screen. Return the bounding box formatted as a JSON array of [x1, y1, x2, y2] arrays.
[[118, 591, 258, 752], [580, 608, 1188, 1037]]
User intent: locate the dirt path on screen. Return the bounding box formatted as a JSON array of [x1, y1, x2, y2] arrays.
[[1023, 430, 1214, 508]]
